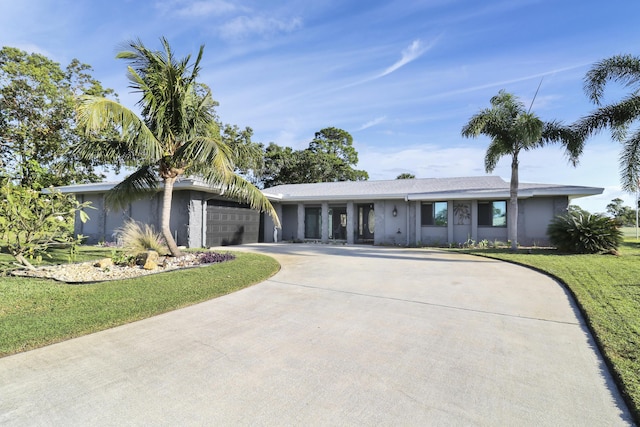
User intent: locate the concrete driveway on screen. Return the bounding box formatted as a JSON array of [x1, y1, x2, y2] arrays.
[[0, 244, 633, 426]]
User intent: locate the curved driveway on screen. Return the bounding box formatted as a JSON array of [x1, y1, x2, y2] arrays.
[[0, 244, 633, 425]]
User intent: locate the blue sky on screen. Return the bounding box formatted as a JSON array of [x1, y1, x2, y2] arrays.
[[2, 0, 640, 213]]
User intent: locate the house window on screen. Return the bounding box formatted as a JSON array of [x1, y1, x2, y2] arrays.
[[305, 207, 322, 239], [478, 201, 507, 227], [421, 202, 448, 226]]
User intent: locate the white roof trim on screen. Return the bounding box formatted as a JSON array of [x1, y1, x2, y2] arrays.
[[55, 177, 224, 195]]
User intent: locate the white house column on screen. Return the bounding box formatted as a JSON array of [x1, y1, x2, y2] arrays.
[[346, 201, 355, 244], [471, 200, 478, 242], [321, 202, 329, 242], [447, 200, 454, 244], [201, 199, 207, 247], [415, 201, 421, 245], [297, 203, 305, 240]]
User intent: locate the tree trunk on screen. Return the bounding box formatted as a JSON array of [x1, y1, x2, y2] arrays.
[[161, 176, 182, 257], [509, 155, 519, 251]]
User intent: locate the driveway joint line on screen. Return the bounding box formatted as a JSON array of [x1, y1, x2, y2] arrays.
[[267, 279, 580, 326]]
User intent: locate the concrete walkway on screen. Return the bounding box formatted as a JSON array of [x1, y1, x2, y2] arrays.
[[0, 244, 633, 426]]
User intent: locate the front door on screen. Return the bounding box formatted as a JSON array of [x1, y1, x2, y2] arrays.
[[357, 204, 375, 243]]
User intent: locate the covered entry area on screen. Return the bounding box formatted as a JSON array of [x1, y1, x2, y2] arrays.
[[206, 200, 260, 246]]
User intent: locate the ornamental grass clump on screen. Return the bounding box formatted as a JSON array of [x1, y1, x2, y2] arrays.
[[115, 220, 168, 257], [547, 211, 622, 254]]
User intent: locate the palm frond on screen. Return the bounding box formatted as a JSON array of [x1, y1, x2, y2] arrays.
[[619, 128, 640, 192], [105, 166, 159, 209], [176, 136, 234, 173], [574, 95, 640, 139], [584, 54, 640, 105], [200, 170, 280, 227], [542, 120, 584, 166], [76, 95, 162, 162], [484, 140, 511, 173]]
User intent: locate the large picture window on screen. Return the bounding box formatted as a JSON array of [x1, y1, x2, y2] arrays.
[[421, 202, 448, 226], [478, 201, 507, 227]]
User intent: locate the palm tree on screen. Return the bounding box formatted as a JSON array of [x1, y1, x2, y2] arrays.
[[462, 90, 581, 251], [74, 38, 279, 256], [576, 54, 640, 192]]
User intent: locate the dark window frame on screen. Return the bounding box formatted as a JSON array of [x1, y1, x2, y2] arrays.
[[421, 201, 448, 226], [478, 201, 507, 227]]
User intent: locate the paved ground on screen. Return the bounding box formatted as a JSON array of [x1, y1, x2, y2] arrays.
[[0, 244, 634, 426]]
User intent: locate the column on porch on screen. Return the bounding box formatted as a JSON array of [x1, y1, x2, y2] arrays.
[[346, 202, 355, 244], [471, 200, 478, 243], [414, 201, 421, 245], [297, 203, 305, 241], [321, 202, 329, 242], [447, 201, 454, 244]]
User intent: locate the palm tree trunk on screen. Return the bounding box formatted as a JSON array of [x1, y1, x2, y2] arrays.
[[509, 155, 519, 251], [161, 176, 182, 257]]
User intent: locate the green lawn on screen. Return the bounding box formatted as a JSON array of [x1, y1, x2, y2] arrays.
[[463, 240, 640, 423], [0, 248, 279, 357]]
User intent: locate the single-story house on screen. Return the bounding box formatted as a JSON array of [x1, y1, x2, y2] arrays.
[[57, 175, 602, 248]]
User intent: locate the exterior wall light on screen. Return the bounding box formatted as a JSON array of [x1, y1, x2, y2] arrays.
[[392, 206, 397, 217]]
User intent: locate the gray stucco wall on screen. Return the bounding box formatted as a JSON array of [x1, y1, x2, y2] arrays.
[[74, 190, 200, 246], [277, 195, 566, 247], [518, 196, 568, 246]]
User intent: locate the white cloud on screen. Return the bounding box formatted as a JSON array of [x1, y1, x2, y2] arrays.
[[341, 37, 437, 89], [155, 0, 242, 17], [376, 38, 433, 79], [357, 116, 386, 131], [220, 15, 303, 40]]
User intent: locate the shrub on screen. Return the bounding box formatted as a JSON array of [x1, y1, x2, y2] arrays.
[[0, 184, 92, 270], [547, 211, 622, 254], [115, 220, 168, 256], [199, 252, 236, 264]]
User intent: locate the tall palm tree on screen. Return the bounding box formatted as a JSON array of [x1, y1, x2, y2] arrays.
[[462, 90, 581, 251], [576, 54, 640, 192], [75, 38, 279, 256]]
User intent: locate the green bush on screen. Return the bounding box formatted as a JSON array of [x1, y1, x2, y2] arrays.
[[547, 211, 622, 254], [0, 183, 92, 270], [115, 220, 168, 256]]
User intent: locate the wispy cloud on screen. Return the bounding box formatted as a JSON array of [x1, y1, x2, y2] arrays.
[[357, 116, 387, 131], [156, 0, 243, 17], [220, 15, 303, 40], [375, 39, 433, 79], [340, 37, 438, 89], [419, 62, 590, 103]]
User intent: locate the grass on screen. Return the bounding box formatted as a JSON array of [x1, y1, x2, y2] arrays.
[[461, 239, 640, 423], [0, 247, 280, 357]]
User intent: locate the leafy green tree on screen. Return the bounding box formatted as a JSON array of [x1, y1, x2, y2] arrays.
[[0, 47, 114, 188], [261, 127, 368, 187], [461, 90, 582, 251], [74, 38, 278, 257], [261, 143, 305, 188], [606, 197, 636, 226], [307, 127, 368, 182], [396, 173, 415, 179], [576, 54, 640, 192], [0, 183, 91, 270], [221, 124, 264, 184]]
